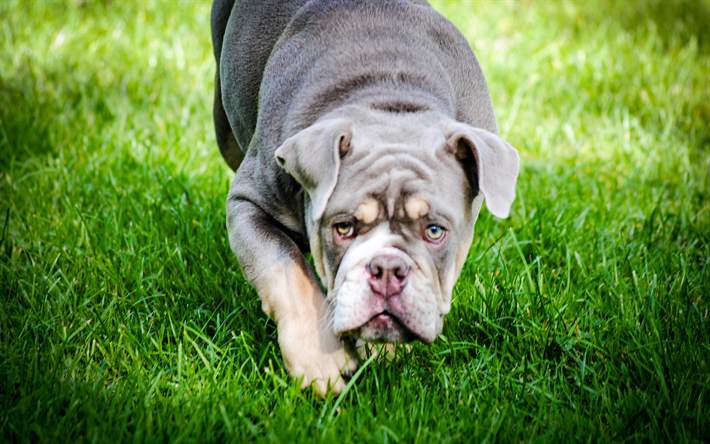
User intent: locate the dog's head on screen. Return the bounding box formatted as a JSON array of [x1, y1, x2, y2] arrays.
[[276, 108, 519, 344]]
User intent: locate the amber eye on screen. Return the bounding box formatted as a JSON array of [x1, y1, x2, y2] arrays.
[[334, 222, 354, 238], [425, 225, 445, 242]]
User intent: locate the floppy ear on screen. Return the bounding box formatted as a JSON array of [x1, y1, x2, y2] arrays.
[[275, 119, 352, 221], [446, 123, 520, 219]]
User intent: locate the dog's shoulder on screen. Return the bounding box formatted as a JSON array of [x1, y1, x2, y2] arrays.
[[216, 0, 311, 152]]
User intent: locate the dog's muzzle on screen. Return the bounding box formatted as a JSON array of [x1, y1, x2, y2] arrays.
[[332, 248, 439, 344]]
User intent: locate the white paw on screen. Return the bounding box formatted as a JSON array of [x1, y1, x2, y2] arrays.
[[278, 320, 359, 396]]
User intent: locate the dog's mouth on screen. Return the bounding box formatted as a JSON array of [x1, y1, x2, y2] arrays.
[[350, 311, 418, 344]]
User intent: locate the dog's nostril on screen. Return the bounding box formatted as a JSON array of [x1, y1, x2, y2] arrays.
[[394, 265, 410, 280], [368, 262, 383, 279]]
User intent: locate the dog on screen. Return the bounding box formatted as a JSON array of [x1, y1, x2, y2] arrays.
[[211, 0, 520, 395]]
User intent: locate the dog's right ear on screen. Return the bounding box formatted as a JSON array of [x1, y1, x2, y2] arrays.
[[275, 119, 353, 221]]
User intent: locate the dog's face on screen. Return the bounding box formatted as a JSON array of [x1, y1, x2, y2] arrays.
[[276, 107, 519, 345]]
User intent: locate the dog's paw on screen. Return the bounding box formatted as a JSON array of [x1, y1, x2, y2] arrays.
[[277, 320, 359, 396]]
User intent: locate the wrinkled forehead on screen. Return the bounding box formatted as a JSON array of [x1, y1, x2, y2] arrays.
[[339, 152, 433, 196], [326, 116, 469, 224]]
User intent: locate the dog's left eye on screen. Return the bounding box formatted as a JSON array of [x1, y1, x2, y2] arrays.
[[425, 225, 445, 242], [334, 222, 354, 238]]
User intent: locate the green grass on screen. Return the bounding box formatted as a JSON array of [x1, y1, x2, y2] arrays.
[[1, 0, 709, 442]]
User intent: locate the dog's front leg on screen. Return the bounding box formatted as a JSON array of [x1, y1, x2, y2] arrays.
[[226, 198, 358, 395]]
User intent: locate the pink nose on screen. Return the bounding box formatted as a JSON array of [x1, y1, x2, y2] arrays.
[[367, 255, 410, 297]]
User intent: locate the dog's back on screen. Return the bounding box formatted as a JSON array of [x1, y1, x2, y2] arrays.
[[212, 0, 309, 169], [212, 0, 312, 169], [211, 0, 496, 171]]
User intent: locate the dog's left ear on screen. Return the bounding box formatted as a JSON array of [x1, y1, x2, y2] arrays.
[[275, 118, 353, 221], [446, 123, 520, 219]]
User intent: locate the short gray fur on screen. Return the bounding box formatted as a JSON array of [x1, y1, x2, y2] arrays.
[[211, 0, 519, 394]]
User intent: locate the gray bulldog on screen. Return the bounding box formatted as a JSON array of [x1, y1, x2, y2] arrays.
[[211, 0, 520, 394]]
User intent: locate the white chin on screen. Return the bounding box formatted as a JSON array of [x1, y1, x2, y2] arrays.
[[353, 312, 417, 344]]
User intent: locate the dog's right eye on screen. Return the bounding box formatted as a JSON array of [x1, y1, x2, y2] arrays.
[[334, 222, 354, 238]]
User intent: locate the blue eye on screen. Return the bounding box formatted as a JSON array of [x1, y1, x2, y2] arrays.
[[425, 225, 445, 241]]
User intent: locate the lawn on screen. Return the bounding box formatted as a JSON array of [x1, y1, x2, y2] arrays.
[[1, 0, 709, 442]]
